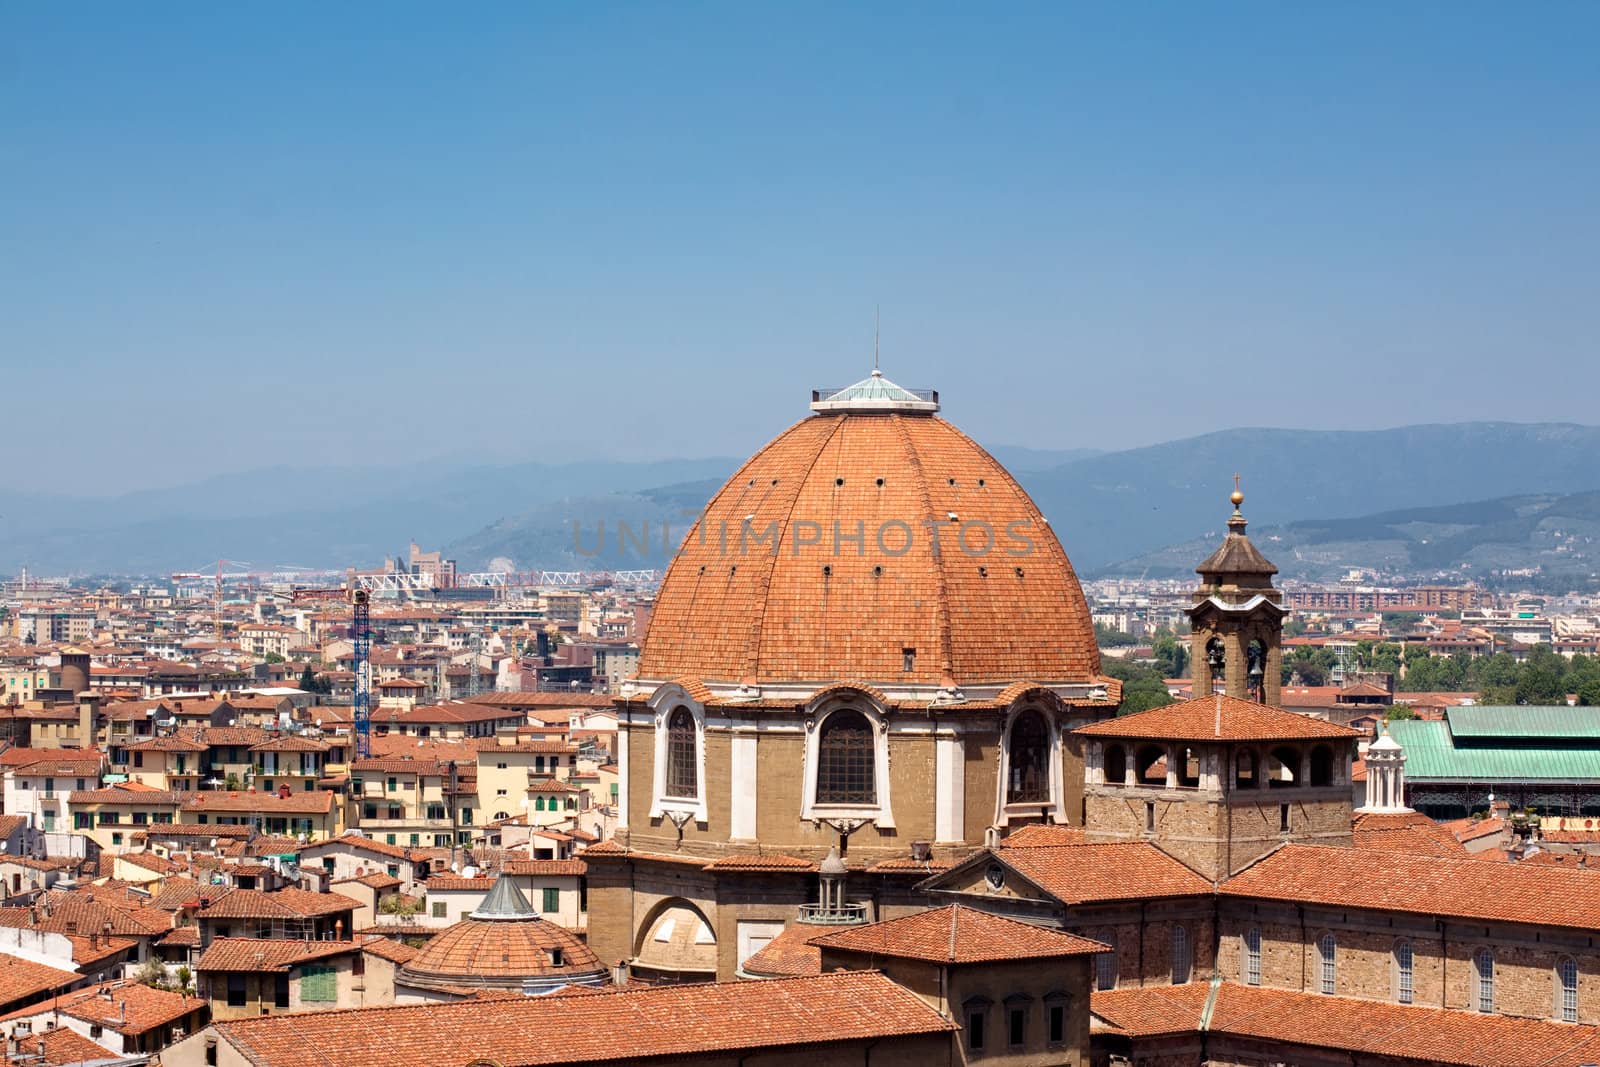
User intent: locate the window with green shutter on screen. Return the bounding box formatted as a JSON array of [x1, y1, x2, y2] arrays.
[[300, 964, 337, 1003], [542, 888, 559, 914]]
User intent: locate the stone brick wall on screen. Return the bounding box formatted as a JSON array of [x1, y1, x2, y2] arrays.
[[1216, 902, 1600, 1024], [1085, 787, 1351, 882]]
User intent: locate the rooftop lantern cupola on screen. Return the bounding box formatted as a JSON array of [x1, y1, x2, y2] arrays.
[[1357, 723, 1411, 814], [1186, 478, 1287, 707], [799, 847, 867, 926], [810, 369, 939, 414]]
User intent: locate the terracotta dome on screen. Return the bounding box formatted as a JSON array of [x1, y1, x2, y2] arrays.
[[637, 373, 1099, 689], [397, 876, 608, 996]]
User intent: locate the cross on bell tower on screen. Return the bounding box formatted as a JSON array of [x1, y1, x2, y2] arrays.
[[1187, 479, 1286, 707]]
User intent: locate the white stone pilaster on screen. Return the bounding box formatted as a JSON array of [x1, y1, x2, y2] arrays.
[[935, 732, 965, 844], [729, 729, 758, 841]]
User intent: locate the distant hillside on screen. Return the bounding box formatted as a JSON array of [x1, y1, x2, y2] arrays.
[[1025, 422, 1600, 573], [10, 422, 1600, 577], [444, 479, 724, 572], [1103, 490, 1600, 583], [0, 459, 739, 575]]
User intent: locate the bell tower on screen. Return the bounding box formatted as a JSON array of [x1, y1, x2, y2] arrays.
[[1187, 479, 1285, 707]]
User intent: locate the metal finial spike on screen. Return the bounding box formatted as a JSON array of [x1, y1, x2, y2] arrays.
[[872, 305, 881, 375]]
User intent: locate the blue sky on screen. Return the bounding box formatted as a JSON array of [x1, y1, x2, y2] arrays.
[[4, 3, 1598, 492]]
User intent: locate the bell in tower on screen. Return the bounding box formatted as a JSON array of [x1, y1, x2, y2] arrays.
[[1187, 478, 1286, 707]]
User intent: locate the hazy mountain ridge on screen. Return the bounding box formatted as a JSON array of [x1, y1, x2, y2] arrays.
[[8, 423, 1600, 576], [1103, 490, 1600, 582]]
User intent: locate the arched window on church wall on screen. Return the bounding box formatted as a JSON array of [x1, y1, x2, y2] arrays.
[[817, 709, 876, 805], [1007, 710, 1051, 804], [665, 707, 698, 799]]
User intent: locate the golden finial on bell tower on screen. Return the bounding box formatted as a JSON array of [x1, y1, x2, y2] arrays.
[[1230, 472, 1244, 512]]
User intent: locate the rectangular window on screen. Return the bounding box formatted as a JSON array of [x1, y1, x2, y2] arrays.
[[1560, 958, 1579, 1022], [274, 973, 290, 1008], [1047, 1003, 1065, 1045], [1280, 803, 1290, 832], [432, 901, 446, 919], [1244, 929, 1262, 987], [226, 975, 247, 1007], [1396, 942, 1414, 1004], [1008, 1007, 1025, 1048], [542, 888, 559, 914], [966, 1011, 985, 1052], [1145, 801, 1155, 833]]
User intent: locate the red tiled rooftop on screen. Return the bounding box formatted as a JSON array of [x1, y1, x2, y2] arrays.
[[196, 937, 359, 973], [808, 905, 1107, 964], [950, 843, 1212, 905], [1076, 693, 1360, 743], [636, 410, 1100, 687], [1093, 982, 1600, 1066], [1221, 843, 1600, 931], [208, 970, 956, 1066], [740, 922, 822, 977]]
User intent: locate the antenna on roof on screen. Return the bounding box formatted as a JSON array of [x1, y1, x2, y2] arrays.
[[873, 305, 880, 375]]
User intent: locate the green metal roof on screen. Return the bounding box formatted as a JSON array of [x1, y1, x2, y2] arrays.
[[1443, 706, 1600, 740], [809, 370, 940, 413], [1388, 718, 1600, 783]]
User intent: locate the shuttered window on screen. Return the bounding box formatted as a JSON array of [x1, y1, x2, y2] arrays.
[[300, 965, 337, 1003]]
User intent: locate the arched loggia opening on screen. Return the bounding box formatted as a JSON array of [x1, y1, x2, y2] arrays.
[[1103, 744, 1127, 785], [1309, 744, 1335, 787]]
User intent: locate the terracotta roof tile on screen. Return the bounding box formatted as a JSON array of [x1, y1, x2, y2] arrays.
[[1351, 811, 1469, 857], [196, 887, 359, 920], [0, 954, 81, 1007], [1095, 982, 1600, 1066], [210, 970, 956, 1066], [0, 979, 202, 1036], [701, 853, 815, 872], [1076, 693, 1360, 743], [636, 412, 1100, 687], [952, 843, 1212, 905], [358, 936, 419, 965], [999, 824, 1087, 848], [400, 915, 598, 982], [196, 937, 358, 972], [1221, 843, 1600, 931], [740, 923, 822, 977], [500, 860, 587, 877], [12, 1024, 114, 1066], [809, 905, 1107, 964]]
